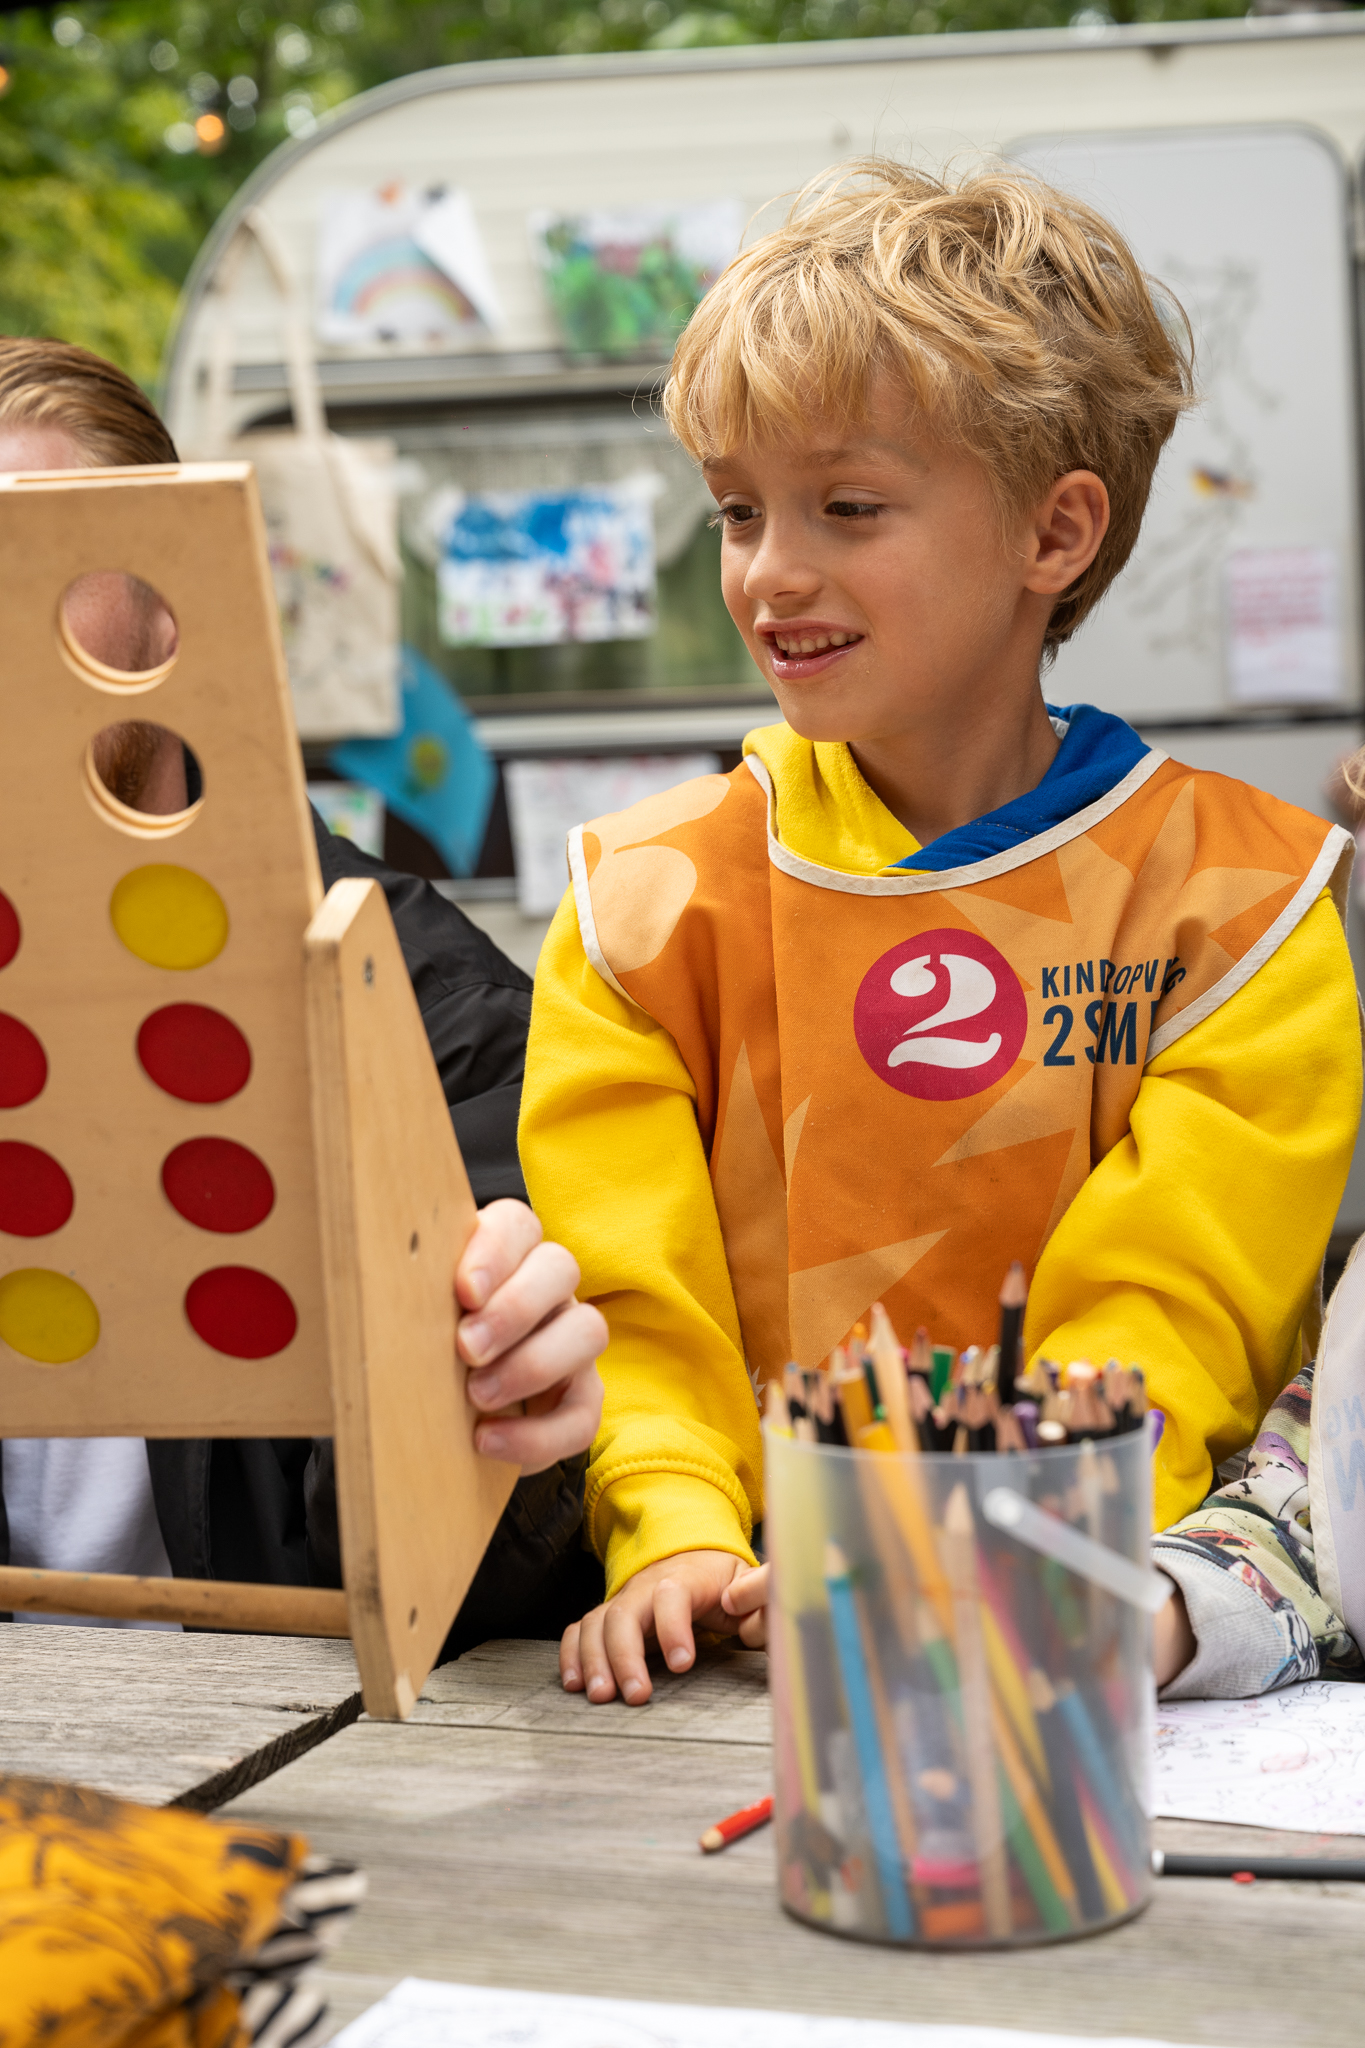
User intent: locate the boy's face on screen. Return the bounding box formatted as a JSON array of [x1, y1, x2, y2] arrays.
[[705, 379, 1066, 748]]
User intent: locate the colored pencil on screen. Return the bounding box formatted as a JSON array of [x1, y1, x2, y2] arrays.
[[869, 1299, 919, 1454], [1026, 1667, 1106, 1920], [942, 1484, 1012, 1937], [1153, 1851, 1365, 1881], [996, 1261, 1027, 1406], [824, 1541, 916, 1939], [699, 1795, 774, 1853]]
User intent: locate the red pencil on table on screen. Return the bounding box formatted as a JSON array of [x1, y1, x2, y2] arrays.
[[699, 1794, 773, 1853]]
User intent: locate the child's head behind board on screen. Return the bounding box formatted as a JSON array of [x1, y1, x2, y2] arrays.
[[0, 337, 185, 814], [666, 160, 1193, 793]]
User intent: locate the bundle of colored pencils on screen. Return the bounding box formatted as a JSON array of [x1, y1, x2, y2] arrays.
[[763, 1269, 1152, 1950], [770, 1264, 1149, 1458]]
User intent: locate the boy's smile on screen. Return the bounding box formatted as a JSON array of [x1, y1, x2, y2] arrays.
[[704, 378, 1109, 846], [760, 619, 862, 678]]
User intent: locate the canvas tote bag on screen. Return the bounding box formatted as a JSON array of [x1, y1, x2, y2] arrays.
[[195, 207, 402, 740]]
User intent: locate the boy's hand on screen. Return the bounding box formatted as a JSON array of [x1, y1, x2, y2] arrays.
[[561, 1549, 763, 1705], [456, 1199, 607, 1476]]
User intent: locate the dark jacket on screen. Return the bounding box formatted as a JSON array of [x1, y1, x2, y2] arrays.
[[0, 814, 599, 1653]]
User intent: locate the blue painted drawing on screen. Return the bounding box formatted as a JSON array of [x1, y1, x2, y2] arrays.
[[437, 478, 660, 647]]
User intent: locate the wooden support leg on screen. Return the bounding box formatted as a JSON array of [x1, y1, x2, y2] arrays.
[[0, 1567, 349, 1636], [304, 878, 517, 1721]]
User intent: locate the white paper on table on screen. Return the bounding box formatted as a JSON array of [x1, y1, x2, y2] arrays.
[[1154, 1679, 1365, 1833], [504, 752, 721, 916], [334, 1979, 1224, 2048], [1224, 545, 1342, 703]]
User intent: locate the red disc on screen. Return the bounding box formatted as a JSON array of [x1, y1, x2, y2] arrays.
[[185, 1266, 297, 1358], [0, 893, 19, 971], [0, 1141, 74, 1236], [0, 1014, 47, 1107], [162, 1137, 275, 1234], [137, 1004, 252, 1104]]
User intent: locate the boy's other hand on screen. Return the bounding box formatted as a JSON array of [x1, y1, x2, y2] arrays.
[[456, 1198, 606, 1476], [720, 1561, 769, 1646], [560, 1550, 765, 1706]]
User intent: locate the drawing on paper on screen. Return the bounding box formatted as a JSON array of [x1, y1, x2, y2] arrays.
[[1154, 1679, 1365, 1834], [529, 200, 742, 360], [1116, 258, 1280, 661], [317, 183, 502, 347], [436, 478, 662, 648]]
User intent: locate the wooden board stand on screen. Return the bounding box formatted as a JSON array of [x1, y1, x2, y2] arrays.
[[0, 464, 516, 1718]]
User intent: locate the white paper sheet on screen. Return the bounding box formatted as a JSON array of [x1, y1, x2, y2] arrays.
[[503, 752, 721, 916], [1154, 1679, 1365, 1832], [334, 1980, 1217, 2048], [1224, 545, 1342, 703], [307, 780, 385, 858], [317, 184, 500, 347]]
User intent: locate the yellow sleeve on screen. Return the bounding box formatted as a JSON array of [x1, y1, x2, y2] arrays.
[[519, 888, 761, 1597], [1027, 890, 1362, 1531]]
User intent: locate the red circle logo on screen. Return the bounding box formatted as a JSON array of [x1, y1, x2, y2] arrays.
[[853, 928, 1027, 1101]]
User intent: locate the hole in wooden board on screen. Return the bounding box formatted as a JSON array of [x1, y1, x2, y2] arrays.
[[162, 1137, 275, 1234], [0, 1140, 74, 1236], [185, 1266, 297, 1358], [138, 1004, 251, 1104], [59, 571, 179, 692], [0, 1268, 99, 1363], [409, 1231, 419, 1256], [0, 1014, 48, 1107], [84, 723, 203, 838], [408, 1607, 418, 1630], [0, 892, 19, 970]]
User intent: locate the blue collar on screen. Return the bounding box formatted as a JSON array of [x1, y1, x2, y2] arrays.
[[892, 703, 1149, 873]]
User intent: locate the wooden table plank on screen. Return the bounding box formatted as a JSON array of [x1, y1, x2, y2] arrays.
[[0, 1626, 361, 1808], [412, 1635, 771, 1746], [223, 1641, 1365, 2048]]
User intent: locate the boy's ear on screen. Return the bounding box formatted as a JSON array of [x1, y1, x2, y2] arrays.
[[1024, 471, 1110, 597]]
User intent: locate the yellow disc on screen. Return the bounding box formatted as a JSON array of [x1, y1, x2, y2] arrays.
[[110, 864, 228, 970], [0, 1269, 100, 1363]]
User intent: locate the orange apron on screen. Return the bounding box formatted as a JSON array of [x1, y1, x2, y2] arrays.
[[570, 746, 1351, 1384]]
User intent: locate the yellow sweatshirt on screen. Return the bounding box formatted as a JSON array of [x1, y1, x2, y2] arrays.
[[521, 724, 1361, 1596]]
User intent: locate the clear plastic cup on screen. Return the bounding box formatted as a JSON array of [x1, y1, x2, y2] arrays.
[[765, 1425, 1154, 1948]]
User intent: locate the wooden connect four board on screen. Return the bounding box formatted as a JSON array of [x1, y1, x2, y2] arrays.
[[0, 464, 331, 1435], [0, 466, 514, 1716]]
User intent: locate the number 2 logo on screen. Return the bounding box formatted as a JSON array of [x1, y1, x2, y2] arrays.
[[853, 929, 1028, 1102]]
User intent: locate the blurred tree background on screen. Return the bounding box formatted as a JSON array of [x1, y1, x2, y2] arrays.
[[0, 0, 1252, 389]]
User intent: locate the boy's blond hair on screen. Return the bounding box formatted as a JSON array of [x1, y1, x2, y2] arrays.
[[665, 159, 1194, 649]]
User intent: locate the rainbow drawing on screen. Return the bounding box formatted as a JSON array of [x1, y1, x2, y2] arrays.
[[317, 185, 495, 348]]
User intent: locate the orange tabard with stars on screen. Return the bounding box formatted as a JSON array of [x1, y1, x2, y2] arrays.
[[568, 747, 1352, 1388]]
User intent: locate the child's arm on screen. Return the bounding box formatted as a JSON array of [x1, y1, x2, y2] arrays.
[[1151, 1362, 1362, 1696], [1027, 891, 1361, 1531], [521, 892, 765, 1700]]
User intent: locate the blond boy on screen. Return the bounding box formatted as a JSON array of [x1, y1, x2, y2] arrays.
[[520, 161, 1361, 1704]]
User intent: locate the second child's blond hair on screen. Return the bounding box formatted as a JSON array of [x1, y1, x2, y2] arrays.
[[665, 159, 1194, 649]]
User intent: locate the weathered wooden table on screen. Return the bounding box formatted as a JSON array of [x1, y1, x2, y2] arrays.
[[0, 1624, 360, 1808], [215, 1639, 1365, 2048]]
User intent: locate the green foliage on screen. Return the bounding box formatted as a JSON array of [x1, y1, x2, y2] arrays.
[[0, 175, 184, 388], [0, 0, 1258, 388]]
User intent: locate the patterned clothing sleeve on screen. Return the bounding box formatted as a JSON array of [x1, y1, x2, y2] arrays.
[[1153, 1362, 1363, 1699]]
